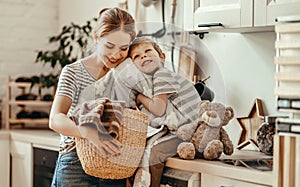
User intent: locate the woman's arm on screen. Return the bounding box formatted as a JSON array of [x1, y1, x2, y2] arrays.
[[137, 93, 168, 117], [49, 95, 121, 157], [49, 95, 82, 137]]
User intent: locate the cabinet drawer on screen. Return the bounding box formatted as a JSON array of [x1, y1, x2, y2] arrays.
[[201, 173, 271, 187]]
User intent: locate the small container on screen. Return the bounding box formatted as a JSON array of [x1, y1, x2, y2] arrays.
[[257, 116, 277, 155], [194, 81, 214, 102]]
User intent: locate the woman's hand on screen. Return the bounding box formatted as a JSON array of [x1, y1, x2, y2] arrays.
[[95, 138, 122, 158], [78, 125, 122, 158]]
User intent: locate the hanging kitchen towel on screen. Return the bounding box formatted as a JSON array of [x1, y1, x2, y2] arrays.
[[71, 98, 125, 140], [178, 31, 197, 83]]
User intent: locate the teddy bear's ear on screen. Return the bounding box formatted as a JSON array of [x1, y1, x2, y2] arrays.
[[225, 107, 234, 120]]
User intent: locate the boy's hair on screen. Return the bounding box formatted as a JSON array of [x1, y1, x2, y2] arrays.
[[129, 36, 164, 57]]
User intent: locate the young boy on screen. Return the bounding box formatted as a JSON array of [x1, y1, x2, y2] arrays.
[[128, 37, 201, 187]]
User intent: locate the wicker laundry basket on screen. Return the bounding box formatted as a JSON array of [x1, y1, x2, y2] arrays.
[[75, 108, 149, 179]]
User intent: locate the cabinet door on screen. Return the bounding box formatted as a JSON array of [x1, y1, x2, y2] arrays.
[[246, 0, 300, 27], [201, 173, 271, 187], [264, 0, 300, 25], [193, 0, 253, 30], [11, 141, 33, 187], [0, 133, 10, 187], [183, 0, 198, 31]]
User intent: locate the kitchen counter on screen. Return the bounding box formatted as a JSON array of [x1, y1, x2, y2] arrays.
[[166, 149, 274, 186], [0, 129, 274, 186], [9, 129, 60, 151], [0, 130, 10, 137]]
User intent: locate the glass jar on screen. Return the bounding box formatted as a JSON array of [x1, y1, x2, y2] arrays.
[[257, 116, 277, 155]]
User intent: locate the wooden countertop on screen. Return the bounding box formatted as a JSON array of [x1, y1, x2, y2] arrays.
[[165, 149, 274, 186]]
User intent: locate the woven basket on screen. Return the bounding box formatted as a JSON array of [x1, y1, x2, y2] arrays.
[[75, 108, 149, 179]]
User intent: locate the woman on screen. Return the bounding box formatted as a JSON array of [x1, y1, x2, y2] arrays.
[[49, 7, 136, 187]]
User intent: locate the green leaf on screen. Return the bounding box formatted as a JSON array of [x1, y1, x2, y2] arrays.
[[34, 17, 97, 79]]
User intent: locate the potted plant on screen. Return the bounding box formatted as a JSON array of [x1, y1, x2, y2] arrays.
[[34, 18, 97, 89]]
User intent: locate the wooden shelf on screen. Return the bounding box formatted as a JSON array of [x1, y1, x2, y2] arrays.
[[9, 82, 34, 87], [9, 100, 52, 106], [278, 109, 300, 114], [6, 75, 54, 129], [9, 118, 49, 124], [274, 20, 300, 187]]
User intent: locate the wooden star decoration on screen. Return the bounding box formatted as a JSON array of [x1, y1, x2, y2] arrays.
[[236, 98, 265, 150]]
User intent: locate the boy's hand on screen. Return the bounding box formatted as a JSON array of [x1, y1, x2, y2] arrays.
[[136, 93, 142, 107]]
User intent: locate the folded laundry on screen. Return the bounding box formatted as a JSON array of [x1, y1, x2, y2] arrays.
[[71, 98, 126, 140]]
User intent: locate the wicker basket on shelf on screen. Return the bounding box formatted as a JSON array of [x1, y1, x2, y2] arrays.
[[75, 108, 149, 179]]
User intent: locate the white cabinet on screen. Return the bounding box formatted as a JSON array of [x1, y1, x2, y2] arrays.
[[0, 132, 10, 187], [10, 140, 33, 187], [184, 0, 300, 32], [183, 0, 253, 31], [9, 130, 60, 187], [183, 0, 197, 31], [255, 0, 300, 26], [194, 0, 253, 29], [201, 173, 271, 187]]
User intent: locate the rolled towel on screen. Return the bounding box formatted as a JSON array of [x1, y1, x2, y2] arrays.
[[101, 100, 126, 140]]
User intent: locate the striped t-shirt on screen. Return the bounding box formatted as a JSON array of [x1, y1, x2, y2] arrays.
[[138, 67, 201, 130], [56, 60, 115, 153]]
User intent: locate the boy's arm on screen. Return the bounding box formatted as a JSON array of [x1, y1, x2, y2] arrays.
[[137, 93, 168, 117]]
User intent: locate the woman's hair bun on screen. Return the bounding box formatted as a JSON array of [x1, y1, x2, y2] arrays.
[[98, 8, 109, 17]]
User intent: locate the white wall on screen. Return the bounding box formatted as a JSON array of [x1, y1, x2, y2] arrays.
[[58, 0, 120, 27], [0, 0, 278, 146], [0, 0, 58, 78], [201, 32, 277, 145], [0, 0, 59, 127], [202, 32, 276, 116]]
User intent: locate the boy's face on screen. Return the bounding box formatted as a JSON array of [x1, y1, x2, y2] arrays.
[[130, 43, 165, 74]]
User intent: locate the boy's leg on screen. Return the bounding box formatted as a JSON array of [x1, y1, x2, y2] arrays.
[[126, 174, 134, 187], [149, 137, 183, 187]]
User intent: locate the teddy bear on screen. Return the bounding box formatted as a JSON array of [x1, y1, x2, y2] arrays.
[[176, 100, 234, 160]]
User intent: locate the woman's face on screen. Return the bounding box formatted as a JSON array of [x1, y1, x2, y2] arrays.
[[96, 30, 131, 69]]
